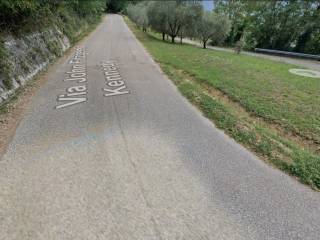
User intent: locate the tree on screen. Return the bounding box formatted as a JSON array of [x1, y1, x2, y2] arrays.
[[135, 2, 149, 32], [0, 0, 40, 27], [165, 1, 186, 43], [178, 2, 203, 44], [127, 3, 138, 24], [127, 2, 149, 31], [213, 0, 320, 54], [196, 12, 231, 49], [147, 1, 168, 41], [106, 0, 127, 13], [294, 1, 320, 53], [213, 0, 249, 45], [68, 0, 105, 17], [210, 13, 231, 46]]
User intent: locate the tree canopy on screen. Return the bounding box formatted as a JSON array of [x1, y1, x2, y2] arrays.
[[214, 0, 320, 54], [127, 0, 230, 45], [0, 0, 106, 30], [196, 12, 231, 48], [125, 0, 320, 54]]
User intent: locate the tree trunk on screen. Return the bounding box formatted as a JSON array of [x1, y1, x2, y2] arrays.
[[203, 41, 207, 49], [171, 36, 175, 43], [180, 36, 183, 44], [162, 32, 165, 41], [295, 29, 312, 53]]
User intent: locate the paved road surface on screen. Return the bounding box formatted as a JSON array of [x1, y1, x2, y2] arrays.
[[183, 39, 320, 71], [1, 15, 320, 240]]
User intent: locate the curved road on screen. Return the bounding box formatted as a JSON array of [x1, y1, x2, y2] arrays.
[[1, 15, 319, 240]]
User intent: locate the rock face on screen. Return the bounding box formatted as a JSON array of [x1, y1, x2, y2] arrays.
[[0, 27, 70, 103]]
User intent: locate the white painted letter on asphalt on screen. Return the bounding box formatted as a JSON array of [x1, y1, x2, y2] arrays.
[[101, 60, 130, 97], [56, 47, 88, 109]]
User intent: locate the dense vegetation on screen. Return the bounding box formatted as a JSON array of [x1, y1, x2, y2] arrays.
[[125, 16, 320, 189], [127, 1, 230, 48], [106, 0, 130, 13], [123, 0, 320, 54], [213, 0, 320, 54], [0, 0, 105, 33]]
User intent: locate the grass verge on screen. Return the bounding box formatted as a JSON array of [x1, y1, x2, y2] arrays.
[[125, 17, 320, 190]]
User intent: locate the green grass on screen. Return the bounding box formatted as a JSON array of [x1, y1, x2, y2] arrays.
[[129, 21, 320, 145], [125, 17, 320, 190]]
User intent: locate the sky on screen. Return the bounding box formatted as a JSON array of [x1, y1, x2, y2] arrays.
[[202, 0, 214, 11]]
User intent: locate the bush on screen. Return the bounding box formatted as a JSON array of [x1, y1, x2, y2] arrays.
[[0, 0, 105, 32], [0, 38, 12, 89], [0, 0, 40, 28], [234, 38, 244, 54]]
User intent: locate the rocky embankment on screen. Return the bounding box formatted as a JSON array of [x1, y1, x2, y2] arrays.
[[0, 27, 70, 103]]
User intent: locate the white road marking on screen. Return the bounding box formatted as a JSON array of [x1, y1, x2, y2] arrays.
[[101, 60, 130, 97], [289, 68, 320, 78], [56, 47, 88, 109]]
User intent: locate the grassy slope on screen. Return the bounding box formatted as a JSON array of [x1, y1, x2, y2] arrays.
[[146, 36, 320, 144], [125, 17, 320, 190]]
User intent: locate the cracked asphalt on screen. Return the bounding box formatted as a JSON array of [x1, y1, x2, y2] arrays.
[[0, 15, 319, 240]]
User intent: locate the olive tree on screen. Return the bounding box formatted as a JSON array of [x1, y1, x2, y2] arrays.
[[210, 13, 231, 46], [127, 2, 149, 32], [196, 12, 231, 49], [126, 3, 136, 22], [136, 2, 149, 32], [178, 3, 203, 44], [165, 1, 186, 43], [147, 1, 168, 41]]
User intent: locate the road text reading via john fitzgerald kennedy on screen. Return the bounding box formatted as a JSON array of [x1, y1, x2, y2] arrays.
[[56, 50, 129, 109], [56, 47, 87, 109]]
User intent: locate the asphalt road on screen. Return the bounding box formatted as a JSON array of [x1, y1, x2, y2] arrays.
[[1, 15, 320, 240]]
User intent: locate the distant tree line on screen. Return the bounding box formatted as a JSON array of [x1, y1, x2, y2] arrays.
[[213, 0, 320, 54], [122, 0, 320, 54], [106, 0, 136, 13], [126, 1, 231, 49]]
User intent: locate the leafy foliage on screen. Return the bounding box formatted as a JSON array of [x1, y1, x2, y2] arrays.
[[196, 12, 231, 48], [146, 1, 168, 40], [106, 0, 127, 13], [0, 0, 105, 31], [214, 0, 320, 54], [127, 0, 230, 45], [127, 2, 149, 31]]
